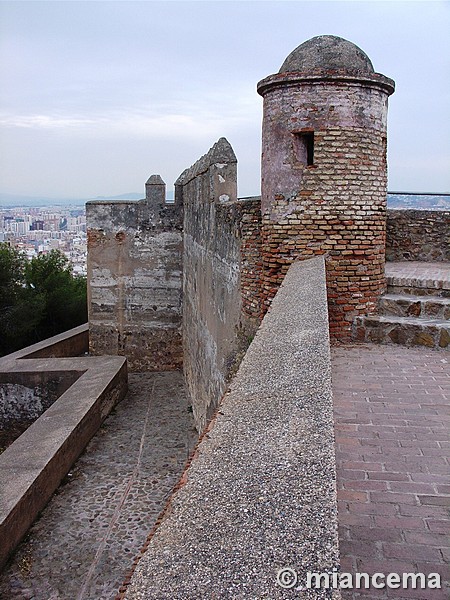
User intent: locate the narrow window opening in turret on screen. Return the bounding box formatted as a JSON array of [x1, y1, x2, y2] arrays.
[[293, 131, 314, 166]]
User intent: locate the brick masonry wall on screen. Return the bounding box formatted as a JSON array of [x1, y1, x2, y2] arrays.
[[387, 209, 450, 262], [258, 76, 393, 340], [86, 186, 183, 371]]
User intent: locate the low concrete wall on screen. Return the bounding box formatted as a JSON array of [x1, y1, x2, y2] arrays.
[[1, 324, 89, 362], [0, 328, 127, 570], [386, 209, 450, 262], [125, 256, 340, 599], [0, 371, 81, 432]]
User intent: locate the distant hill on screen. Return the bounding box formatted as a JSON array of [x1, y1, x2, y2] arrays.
[[92, 193, 143, 201], [0, 193, 87, 208], [0, 190, 175, 208], [387, 193, 450, 210]]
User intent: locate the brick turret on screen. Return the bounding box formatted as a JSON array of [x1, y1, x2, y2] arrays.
[[257, 35, 395, 339]]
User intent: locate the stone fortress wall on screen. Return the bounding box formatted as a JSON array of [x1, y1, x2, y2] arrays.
[[88, 139, 264, 429], [386, 208, 450, 262], [179, 139, 262, 430], [87, 177, 183, 371], [86, 35, 448, 430]]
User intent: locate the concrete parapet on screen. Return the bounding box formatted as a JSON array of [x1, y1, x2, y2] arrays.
[[124, 256, 340, 599], [0, 324, 88, 363], [0, 327, 127, 570]]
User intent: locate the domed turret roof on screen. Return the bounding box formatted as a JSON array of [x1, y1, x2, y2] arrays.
[[279, 35, 374, 74]]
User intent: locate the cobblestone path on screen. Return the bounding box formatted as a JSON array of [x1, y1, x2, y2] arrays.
[[333, 343, 449, 600], [0, 372, 197, 600]]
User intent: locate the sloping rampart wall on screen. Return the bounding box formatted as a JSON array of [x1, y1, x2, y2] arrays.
[[179, 138, 262, 430], [124, 257, 339, 599]]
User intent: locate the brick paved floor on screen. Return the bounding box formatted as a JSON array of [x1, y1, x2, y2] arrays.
[[332, 344, 450, 600]]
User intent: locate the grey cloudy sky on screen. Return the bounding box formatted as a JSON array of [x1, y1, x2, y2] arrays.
[[0, 0, 449, 198]]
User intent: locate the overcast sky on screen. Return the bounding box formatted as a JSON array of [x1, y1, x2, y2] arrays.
[[0, 0, 449, 198]]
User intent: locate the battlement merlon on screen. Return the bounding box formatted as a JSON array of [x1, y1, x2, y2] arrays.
[[145, 173, 183, 226], [145, 174, 166, 209], [175, 137, 238, 205]]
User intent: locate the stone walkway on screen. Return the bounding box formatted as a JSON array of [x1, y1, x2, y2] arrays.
[[0, 372, 197, 600], [333, 343, 450, 600], [386, 261, 450, 288], [1, 343, 449, 600]]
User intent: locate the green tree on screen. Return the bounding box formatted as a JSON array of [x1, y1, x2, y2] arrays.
[[0, 244, 87, 355], [24, 250, 87, 340], [0, 243, 43, 353], [0, 243, 25, 301]]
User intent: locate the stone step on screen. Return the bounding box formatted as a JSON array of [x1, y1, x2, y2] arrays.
[[387, 282, 450, 298], [385, 262, 450, 298], [379, 293, 450, 320], [353, 314, 450, 349]]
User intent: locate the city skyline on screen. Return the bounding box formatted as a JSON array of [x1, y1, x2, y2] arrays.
[[0, 205, 87, 275], [1, 1, 449, 198]]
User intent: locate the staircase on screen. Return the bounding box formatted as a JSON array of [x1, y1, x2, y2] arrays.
[[353, 262, 450, 349]]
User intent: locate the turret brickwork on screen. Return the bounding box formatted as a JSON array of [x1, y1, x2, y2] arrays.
[[257, 35, 395, 339]]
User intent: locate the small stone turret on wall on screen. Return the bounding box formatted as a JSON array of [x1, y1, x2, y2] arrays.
[[257, 35, 395, 339], [86, 179, 183, 371]]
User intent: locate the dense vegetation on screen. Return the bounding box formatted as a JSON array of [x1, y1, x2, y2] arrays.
[[0, 243, 87, 356]]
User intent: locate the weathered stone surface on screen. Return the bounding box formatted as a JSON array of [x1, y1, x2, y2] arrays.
[[181, 139, 261, 431], [387, 209, 450, 262], [353, 314, 449, 350], [379, 293, 450, 320], [387, 325, 409, 346], [354, 263, 450, 349], [0, 328, 127, 570], [439, 328, 450, 348], [86, 180, 183, 371], [279, 35, 374, 74], [413, 331, 435, 348], [0, 373, 80, 452], [386, 261, 450, 297]]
